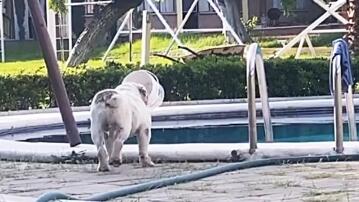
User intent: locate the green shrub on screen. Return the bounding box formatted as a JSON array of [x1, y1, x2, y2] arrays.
[[0, 57, 358, 111]]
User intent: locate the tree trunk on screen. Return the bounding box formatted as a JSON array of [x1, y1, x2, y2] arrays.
[[223, 0, 251, 43], [66, 0, 143, 67], [350, 0, 359, 54], [347, 0, 357, 54]]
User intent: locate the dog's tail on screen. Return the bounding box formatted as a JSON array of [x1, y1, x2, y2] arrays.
[[92, 89, 121, 108]]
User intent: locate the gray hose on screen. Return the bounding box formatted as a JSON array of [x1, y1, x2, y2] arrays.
[[36, 154, 359, 202]]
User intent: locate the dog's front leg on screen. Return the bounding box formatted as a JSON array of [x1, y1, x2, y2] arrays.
[[91, 128, 110, 172], [137, 128, 155, 167]]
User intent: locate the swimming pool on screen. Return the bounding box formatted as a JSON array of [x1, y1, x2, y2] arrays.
[[2, 96, 359, 145], [24, 122, 356, 144]]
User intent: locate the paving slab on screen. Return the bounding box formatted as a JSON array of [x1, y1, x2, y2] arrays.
[[1, 161, 359, 201]]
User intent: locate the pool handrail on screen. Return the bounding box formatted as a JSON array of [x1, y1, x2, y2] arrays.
[[331, 43, 357, 153], [332, 55, 344, 153], [245, 43, 273, 153]]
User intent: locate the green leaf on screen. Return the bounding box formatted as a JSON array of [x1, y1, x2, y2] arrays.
[[49, 0, 67, 14]]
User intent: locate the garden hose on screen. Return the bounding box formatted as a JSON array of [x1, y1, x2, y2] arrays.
[[36, 154, 359, 202]]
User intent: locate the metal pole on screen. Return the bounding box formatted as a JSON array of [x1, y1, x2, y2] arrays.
[[68, 0, 73, 58], [246, 45, 258, 154], [345, 85, 357, 141], [256, 53, 273, 142], [141, 10, 151, 66], [0, 0, 5, 62], [128, 9, 133, 62], [333, 55, 344, 153], [248, 61, 257, 154], [28, 0, 81, 147], [245, 43, 273, 152]]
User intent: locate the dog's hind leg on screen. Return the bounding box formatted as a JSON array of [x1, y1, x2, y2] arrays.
[[109, 127, 129, 167], [104, 130, 115, 162], [137, 128, 155, 167], [91, 123, 110, 172]]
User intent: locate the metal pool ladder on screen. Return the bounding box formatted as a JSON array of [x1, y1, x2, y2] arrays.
[[331, 42, 357, 153], [245, 43, 273, 154]]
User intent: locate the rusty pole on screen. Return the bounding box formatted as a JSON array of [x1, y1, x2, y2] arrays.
[[28, 0, 81, 147]]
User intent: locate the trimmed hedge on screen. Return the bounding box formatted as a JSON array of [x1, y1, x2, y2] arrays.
[[0, 57, 358, 111]]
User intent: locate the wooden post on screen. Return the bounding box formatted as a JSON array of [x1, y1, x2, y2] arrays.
[[28, 0, 81, 147], [46, 1, 57, 59], [242, 0, 249, 22], [176, 0, 183, 29], [141, 10, 151, 66]]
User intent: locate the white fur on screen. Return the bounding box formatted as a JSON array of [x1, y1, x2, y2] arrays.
[[90, 83, 154, 172]]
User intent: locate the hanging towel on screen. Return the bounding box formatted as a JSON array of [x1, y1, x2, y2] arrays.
[[329, 39, 353, 95]]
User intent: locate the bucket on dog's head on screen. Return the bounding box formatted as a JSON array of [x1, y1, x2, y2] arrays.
[[122, 70, 164, 109]]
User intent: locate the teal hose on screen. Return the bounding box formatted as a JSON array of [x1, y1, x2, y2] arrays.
[[36, 154, 359, 202]]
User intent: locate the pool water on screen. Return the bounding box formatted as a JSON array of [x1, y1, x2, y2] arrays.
[[25, 123, 357, 144]]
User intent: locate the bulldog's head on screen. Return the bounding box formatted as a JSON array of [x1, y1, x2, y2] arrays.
[[116, 82, 149, 105], [136, 84, 148, 105]]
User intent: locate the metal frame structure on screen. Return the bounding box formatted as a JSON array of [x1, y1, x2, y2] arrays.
[[102, 0, 244, 61], [47, 0, 113, 60], [47, 1, 72, 60], [275, 0, 348, 58], [0, 0, 5, 62]]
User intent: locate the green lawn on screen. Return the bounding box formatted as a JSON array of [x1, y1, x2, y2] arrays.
[[0, 34, 332, 75]]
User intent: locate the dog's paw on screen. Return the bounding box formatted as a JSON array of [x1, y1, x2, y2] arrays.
[[109, 159, 122, 167], [140, 157, 155, 167], [97, 164, 110, 172]]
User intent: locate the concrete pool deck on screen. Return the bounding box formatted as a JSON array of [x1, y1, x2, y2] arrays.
[[1, 96, 359, 201], [1, 160, 359, 201]]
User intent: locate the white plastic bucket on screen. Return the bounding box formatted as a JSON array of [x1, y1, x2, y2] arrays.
[[122, 70, 165, 109]]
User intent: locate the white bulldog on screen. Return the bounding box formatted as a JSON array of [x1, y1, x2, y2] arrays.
[[90, 82, 155, 172]]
